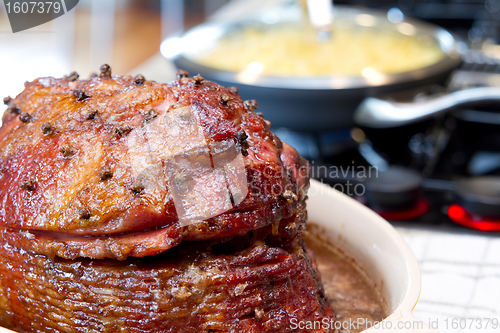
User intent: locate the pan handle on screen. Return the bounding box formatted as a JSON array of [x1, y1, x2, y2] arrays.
[[354, 87, 500, 128]]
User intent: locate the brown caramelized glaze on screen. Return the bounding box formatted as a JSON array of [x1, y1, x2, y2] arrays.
[[0, 72, 308, 260], [0, 203, 335, 333], [0, 68, 335, 333]]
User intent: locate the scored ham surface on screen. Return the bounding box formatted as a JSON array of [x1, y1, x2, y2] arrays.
[[0, 202, 335, 333], [0, 70, 309, 260], [0, 237, 334, 333]]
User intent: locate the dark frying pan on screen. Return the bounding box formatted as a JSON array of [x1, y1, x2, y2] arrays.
[[161, 5, 462, 131]]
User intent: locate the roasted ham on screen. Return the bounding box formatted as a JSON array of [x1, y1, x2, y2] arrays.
[[0, 67, 334, 332], [0, 69, 308, 260]]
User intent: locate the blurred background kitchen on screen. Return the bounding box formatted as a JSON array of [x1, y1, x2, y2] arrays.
[[2, 0, 498, 232], [2, 1, 500, 330]]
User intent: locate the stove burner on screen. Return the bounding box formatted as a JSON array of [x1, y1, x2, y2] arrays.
[[448, 204, 500, 232], [375, 198, 430, 221], [455, 177, 500, 218], [364, 166, 423, 210], [277, 56, 500, 233]]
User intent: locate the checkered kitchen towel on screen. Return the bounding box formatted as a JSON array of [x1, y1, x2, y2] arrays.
[[396, 227, 500, 333]]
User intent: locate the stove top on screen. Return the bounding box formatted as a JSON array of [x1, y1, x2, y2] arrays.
[[277, 65, 500, 234]]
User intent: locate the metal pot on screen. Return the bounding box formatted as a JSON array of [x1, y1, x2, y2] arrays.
[[161, 5, 462, 131]]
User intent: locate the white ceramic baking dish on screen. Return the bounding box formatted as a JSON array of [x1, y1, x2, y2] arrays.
[[308, 179, 437, 332], [0, 179, 435, 333]]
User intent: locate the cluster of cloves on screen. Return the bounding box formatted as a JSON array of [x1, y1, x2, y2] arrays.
[[244, 99, 258, 111], [79, 208, 91, 220], [115, 124, 133, 137], [235, 130, 250, 157], [74, 89, 89, 102], [130, 184, 144, 194], [192, 74, 204, 85], [19, 180, 35, 191], [175, 71, 242, 109], [144, 109, 157, 123], [175, 69, 204, 86], [134, 74, 145, 85], [176, 69, 189, 79], [65, 71, 79, 82], [219, 94, 232, 105], [99, 168, 113, 181], [99, 64, 112, 78], [19, 113, 32, 123], [41, 122, 53, 135], [60, 145, 75, 158], [4, 96, 20, 114], [282, 190, 298, 204], [86, 110, 98, 120]]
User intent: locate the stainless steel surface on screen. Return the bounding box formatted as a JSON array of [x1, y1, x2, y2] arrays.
[[448, 70, 500, 91], [306, 0, 333, 42], [354, 86, 500, 128], [161, 5, 461, 90], [161, 0, 184, 38]]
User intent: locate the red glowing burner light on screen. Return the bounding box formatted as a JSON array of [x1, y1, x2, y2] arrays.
[[448, 204, 500, 232], [375, 198, 430, 221]]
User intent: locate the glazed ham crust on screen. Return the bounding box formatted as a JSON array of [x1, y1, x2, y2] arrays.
[[0, 203, 334, 333], [0, 74, 309, 260], [0, 241, 334, 333], [0, 70, 335, 332]]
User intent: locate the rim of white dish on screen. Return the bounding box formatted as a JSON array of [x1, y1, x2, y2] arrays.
[[309, 179, 424, 331]]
